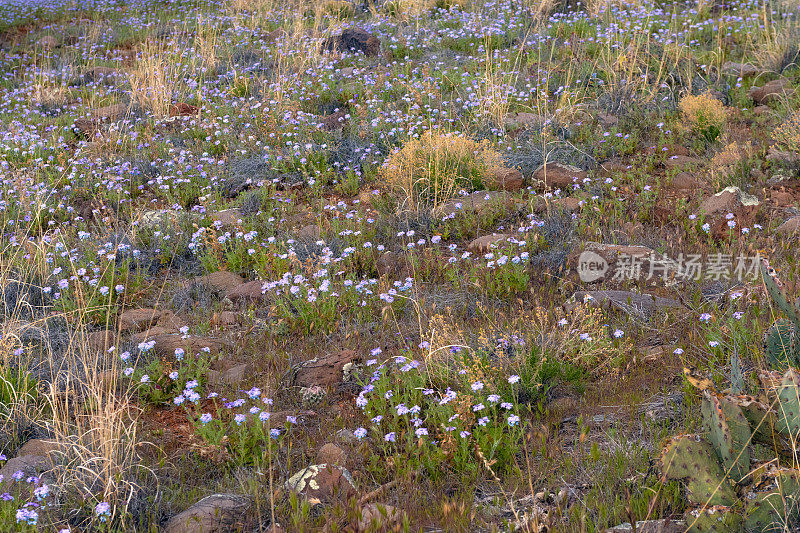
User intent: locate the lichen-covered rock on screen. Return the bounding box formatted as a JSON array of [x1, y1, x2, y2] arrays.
[[285, 464, 356, 504]]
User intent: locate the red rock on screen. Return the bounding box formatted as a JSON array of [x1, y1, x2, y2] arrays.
[[749, 78, 794, 105], [486, 167, 524, 191], [467, 234, 511, 254], [191, 271, 244, 292], [532, 163, 587, 188], [226, 280, 268, 302], [168, 102, 199, 117], [291, 350, 360, 388]]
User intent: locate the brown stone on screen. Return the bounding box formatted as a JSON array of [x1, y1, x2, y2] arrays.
[[163, 494, 252, 533], [321, 28, 380, 57], [776, 217, 800, 236], [285, 464, 356, 503], [92, 103, 127, 121], [467, 234, 511, 254], [17, 439, 59, 458], [169, 102, 199, 117], [357, 503, 405, 532], [663, 155, 701, 169], [532, 163, 587, 188], [722, 61, 758, 78], [569, 242, 664, 283], [486, 167, 524, 191], [292, 350, 360, 388], [212, 209, 243, 227], [669, 172, 699, 190], [225, 280, 268, 303], [150, 334, 230, 357], [697, 186, 760, 237], [771, 190, 795, 207], [316, 443, 347, 467], [132, 326, 173, 343], [0, 455, 51, 488], [433, 191, 515, 218], [88, 329, 116, 353], [574, 290, 682, 316], [119, 308, 170, 333], [749, 78, 794, 105], [319, 110, 348, 131], [192, 271, 245, 293], [207, 363, 249, 388]]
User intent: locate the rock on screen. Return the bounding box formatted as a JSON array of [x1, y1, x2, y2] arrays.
[[771, 190, 795, 207], [321, 28, 380, 57], [357, 503, 405, 532], [596, 112, 619, 127], [319, 110, 349, 131], [767, 174, 792, 187], [766, 145, 800, 165], [533, 196, 582, 213], [698, 186, 760, 237], [290, 350, 360, 388], [749, 78, 794, 105], [467, 234, 511, 254], [150, 334, 230, 357], [569, 242, 669, 283], [776, 217, 800, 235], [213, 311, 239, 327], [206, 363, 249, 388], [721, 61, 758, 77], [92, 103, 127, 121], [316, 443, 346, 467], [163, 494, 252, 533], [433, 191, 515, 219], [638, 345, 677, 362], [191, 271, 245, 293], [285, 464, 356, 504], [699, 186, 760, 215], [0, 455, 51, 487], [605, 519, 685, 533], [139, 209, 183, 230], [87, 329, 116, 353], [486, 167, 524, 191], [212, 209, 243, 227], [169, 102, 199, 117], [573, 290, 682, 316], [335, 429, 359, 445], [531, 163, 587, 188], [669, 172, 699, 190], [119, 308, 178, 333], [225, 280, 268, 303], [73, 118, 100, 138], [39, 36, 58, 50], [663, 155, 701, 169], [16, 439, 59, 458]]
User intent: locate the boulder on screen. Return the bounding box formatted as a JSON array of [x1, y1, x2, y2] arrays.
[[169, 103, 199, 117], [290, 350, 360, 388], [574, 290, 682, 316], [721, 62, 758, 78], [433, 191, 515, 218], [532, 163, 587, 188], [357, 503, 405, 532], [776, 217, 800, 236], [163, 494, 252, 533], [191, 271, 245, 293], [315, 443, 347, 467], [225, 280, 268, 303], [321, 28, 380, 57], [467, 234, 511, 254], [697, 186, 760, 237], [485, 167, 524, 191], [749, 78, 794, 105], [285, 464, 356, 504]]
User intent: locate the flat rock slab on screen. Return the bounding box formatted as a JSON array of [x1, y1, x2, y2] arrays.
[[190, 271, 245, 293], [776, 217, 800, 235], [225, 280, 268, 303], [532, 163, 587, 188], [163, 493, 252, 533], [290, 350, 360, 388], [574, 290, 682, 316]]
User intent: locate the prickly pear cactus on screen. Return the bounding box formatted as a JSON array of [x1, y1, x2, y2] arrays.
[[702, 391, 752, 484], [744, 468, 800, 532], [776, 369, 800, 440], [662, 434, 736, 507], [761, 260, 800, 370], [684, 506, 742, 532], [734, 396, 777, 448]]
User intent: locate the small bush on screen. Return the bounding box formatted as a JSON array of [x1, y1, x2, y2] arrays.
[[678, 91, 725, 143], [382, 131, 502, 209]]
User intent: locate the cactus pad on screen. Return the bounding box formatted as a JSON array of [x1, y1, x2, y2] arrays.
[[702, 392, 752, 485], [744, 468, 800, 532], [662, 435, 736, 506], [764, 319, 799, 371], [776, 369, 800, 439], [685, 507, 742, 532], [761, 260, 800, 327]]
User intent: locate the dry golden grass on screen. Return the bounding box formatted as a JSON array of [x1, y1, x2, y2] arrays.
[[128, 40, 186, 118], [382, 131, 502, 209], [773, 111, 800, 154], [679, 91, 726, 137]]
